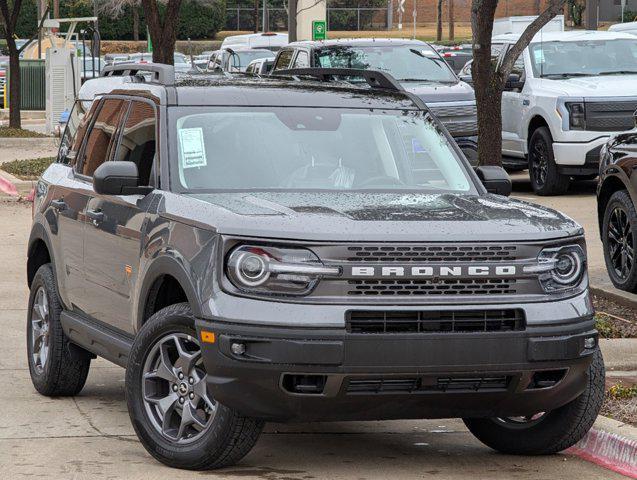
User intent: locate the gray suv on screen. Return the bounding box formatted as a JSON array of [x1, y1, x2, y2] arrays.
[[26, 63, 603, 470]]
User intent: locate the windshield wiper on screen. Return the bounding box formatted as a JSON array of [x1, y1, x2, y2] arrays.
[[540, 72, 596, 78], [598, 70, 637, 75]]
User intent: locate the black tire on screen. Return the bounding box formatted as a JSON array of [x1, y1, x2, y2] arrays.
[[463, 349, 605, 455], [528, 127, 570, 196], [27, 263, 91, 396], [126, 303, 264, 470], [603, 190, 637, 292]]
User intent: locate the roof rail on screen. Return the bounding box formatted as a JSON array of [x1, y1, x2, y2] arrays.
[[101, 63, 175, 86], [272, 68, 404, 92]]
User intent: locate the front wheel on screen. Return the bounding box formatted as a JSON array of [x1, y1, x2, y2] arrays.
[[463, 349, 604, 455], [125, 303, 264, 470], [603, 190, 637, 292], [528, 127, 570, 196]]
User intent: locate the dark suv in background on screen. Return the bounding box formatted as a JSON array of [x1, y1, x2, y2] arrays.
[[598, 131, 637, 291], [27, 64, 603, 471], [272, 38, 479, 165]]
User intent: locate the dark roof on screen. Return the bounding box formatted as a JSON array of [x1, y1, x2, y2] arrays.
[[171, 73, 418, 109]]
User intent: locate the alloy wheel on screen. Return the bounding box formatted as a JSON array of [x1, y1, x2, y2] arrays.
[[31, 286, 50, 374], [530, 138, 549, 188], [495, 412, 547, 428], [142, 333, 216, 444], [608, 206, 635, 280]]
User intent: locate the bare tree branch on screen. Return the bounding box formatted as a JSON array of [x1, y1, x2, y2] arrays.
[[498, 0, 567, 81]]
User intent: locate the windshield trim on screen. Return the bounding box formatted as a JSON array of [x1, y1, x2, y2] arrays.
[[167, 106, 480, 196]]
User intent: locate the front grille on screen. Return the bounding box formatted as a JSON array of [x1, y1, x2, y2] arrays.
[[347, 278, 517, 296], [428, 103, 478, 137], [346, 375, 511, 394], [585, 100, 637, 132], [346, 245, 517, 262], [346, 309, 525, 333]]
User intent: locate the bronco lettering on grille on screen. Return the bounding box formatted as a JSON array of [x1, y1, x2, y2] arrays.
[[349, 265, 517, 278]]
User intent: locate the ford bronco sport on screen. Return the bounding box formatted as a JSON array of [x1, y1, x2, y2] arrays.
[[26, 63, 603, 470]]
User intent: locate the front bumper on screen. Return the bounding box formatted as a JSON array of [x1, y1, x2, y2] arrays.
[[196, 305, 598, 422], [552, 136, 611, 173]]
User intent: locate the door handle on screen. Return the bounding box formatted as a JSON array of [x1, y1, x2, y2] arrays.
[[51, 199, 66, 211], [86, 209, 104, 224]]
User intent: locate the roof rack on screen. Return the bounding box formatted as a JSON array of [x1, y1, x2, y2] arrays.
[[272, 68, 404, 92], [101, 63, 175, 86]]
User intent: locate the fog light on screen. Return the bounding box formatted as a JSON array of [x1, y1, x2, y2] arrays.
[[231, 342, 246, 355], [584, 337, 596, 349]]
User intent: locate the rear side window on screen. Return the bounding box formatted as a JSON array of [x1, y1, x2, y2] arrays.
[[58, 100, 95, 168], [79, 98, 127, 177], [113, 100, 157, 186], [273, 49, 294, 71], [293, 50, 309, 68]]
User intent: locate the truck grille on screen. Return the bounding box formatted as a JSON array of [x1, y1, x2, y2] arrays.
[[346, 309, 525, 333], [585, 99, 637, 132], [428, 103, 478, 137], [346, 245, 517, 262], [346, 375, 511, 394], [347, 278, 517, 296]]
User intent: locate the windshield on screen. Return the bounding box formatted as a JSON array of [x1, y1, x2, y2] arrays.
[[229, 50, 272, 70], [170, 108, 475, 194], [529, 39, 637, 77], [314, 45, 457, 83]]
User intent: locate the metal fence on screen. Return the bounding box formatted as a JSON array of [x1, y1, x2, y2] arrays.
[[5, 60, 46, 111], [225, 7, 389, 31]]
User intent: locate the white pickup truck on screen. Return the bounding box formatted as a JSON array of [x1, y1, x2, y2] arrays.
[[484, 30, 637, 195]]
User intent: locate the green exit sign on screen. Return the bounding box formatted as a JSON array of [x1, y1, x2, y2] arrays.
[[312, 20, 327, 41]]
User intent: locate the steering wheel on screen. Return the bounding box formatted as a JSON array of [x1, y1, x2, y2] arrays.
[[356, 175, 405, 188]]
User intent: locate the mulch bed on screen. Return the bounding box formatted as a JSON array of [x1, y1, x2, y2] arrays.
[[592, 293, 637, 338]]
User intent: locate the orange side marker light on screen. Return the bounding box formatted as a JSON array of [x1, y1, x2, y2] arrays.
[[200, 331, 216, 344]]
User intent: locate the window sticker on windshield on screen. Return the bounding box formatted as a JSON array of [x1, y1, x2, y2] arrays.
[[412, 138, 428, 154], [533, 49, 545, 64], [179, 128, 207, 169]]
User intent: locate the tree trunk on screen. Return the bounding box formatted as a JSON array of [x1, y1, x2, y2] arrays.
[[436, 0, 443, 41], [475, 83, 503, 166], [142, 0, 183, 65], [7, 42, 21, 129], [288, 0, 297, 42], [535, 0, 541, 15], [133, 7, 140, 42], [448, 0, 455, 41], [254, 0, 259, 32]]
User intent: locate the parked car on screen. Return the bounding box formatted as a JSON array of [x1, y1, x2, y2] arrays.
[[27, 62, 603, 470], [0, 61, 6, 107], [103, 53, 130, 67], [436, 44, 473, 73], [245, 56, 275, 75], [272, 38, 479, 165], [208, 47, 273, 73], [608, 21, 637, 36], [492, 30, 637, 195], [221, 32, 288, 51], [598, 130, 637, 292]]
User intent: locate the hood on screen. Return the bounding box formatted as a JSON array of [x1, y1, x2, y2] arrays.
[[402, 80, 475, 103], [164, 192, 582, 242], [539, 75, 637, 97]]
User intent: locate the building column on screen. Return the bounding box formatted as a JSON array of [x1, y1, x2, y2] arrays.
[[296, 0, 327, 41]]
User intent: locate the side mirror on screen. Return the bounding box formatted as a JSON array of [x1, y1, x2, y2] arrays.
[[505, 73, 524, 90], [474, 165, 512, 196], [93, 161, 151, 196], [459, 74, 473, 85]]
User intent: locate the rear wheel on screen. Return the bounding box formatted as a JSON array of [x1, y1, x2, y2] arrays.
[[126, 303, 264, 470], [27, 264, 91, 396], [528, 127, 570, 196], [463, 350, 604, 455], [603, 190, 637, 292]]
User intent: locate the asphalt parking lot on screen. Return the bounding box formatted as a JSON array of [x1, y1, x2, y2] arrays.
[[0, 187, 629, 479]]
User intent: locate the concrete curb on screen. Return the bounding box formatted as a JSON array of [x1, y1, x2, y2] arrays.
[[0, 169, 35, 198], [568, 416, 637, 478]]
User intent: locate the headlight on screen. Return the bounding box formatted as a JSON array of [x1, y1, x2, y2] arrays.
[[565, 101, 586, 130], [226, 245, 340, 296], [524, 245, 586, 292]]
